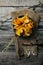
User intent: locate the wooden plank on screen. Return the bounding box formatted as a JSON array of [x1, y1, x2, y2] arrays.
[[0, 51, 43, 65], [0, 0, 39, 6]]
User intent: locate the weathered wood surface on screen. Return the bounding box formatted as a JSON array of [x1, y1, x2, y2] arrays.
[[0, 0, 43, 6], [0, 0, 43, 65], [0, 49, 43, 65]]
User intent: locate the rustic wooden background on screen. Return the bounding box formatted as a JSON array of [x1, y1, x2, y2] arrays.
[[0, 0, 43, 65]]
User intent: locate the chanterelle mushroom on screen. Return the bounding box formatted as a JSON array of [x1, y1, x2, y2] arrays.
[[12, 14, 35, 36]]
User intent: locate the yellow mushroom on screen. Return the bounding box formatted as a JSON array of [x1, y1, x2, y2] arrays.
[[12, 14, 34, 36]]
